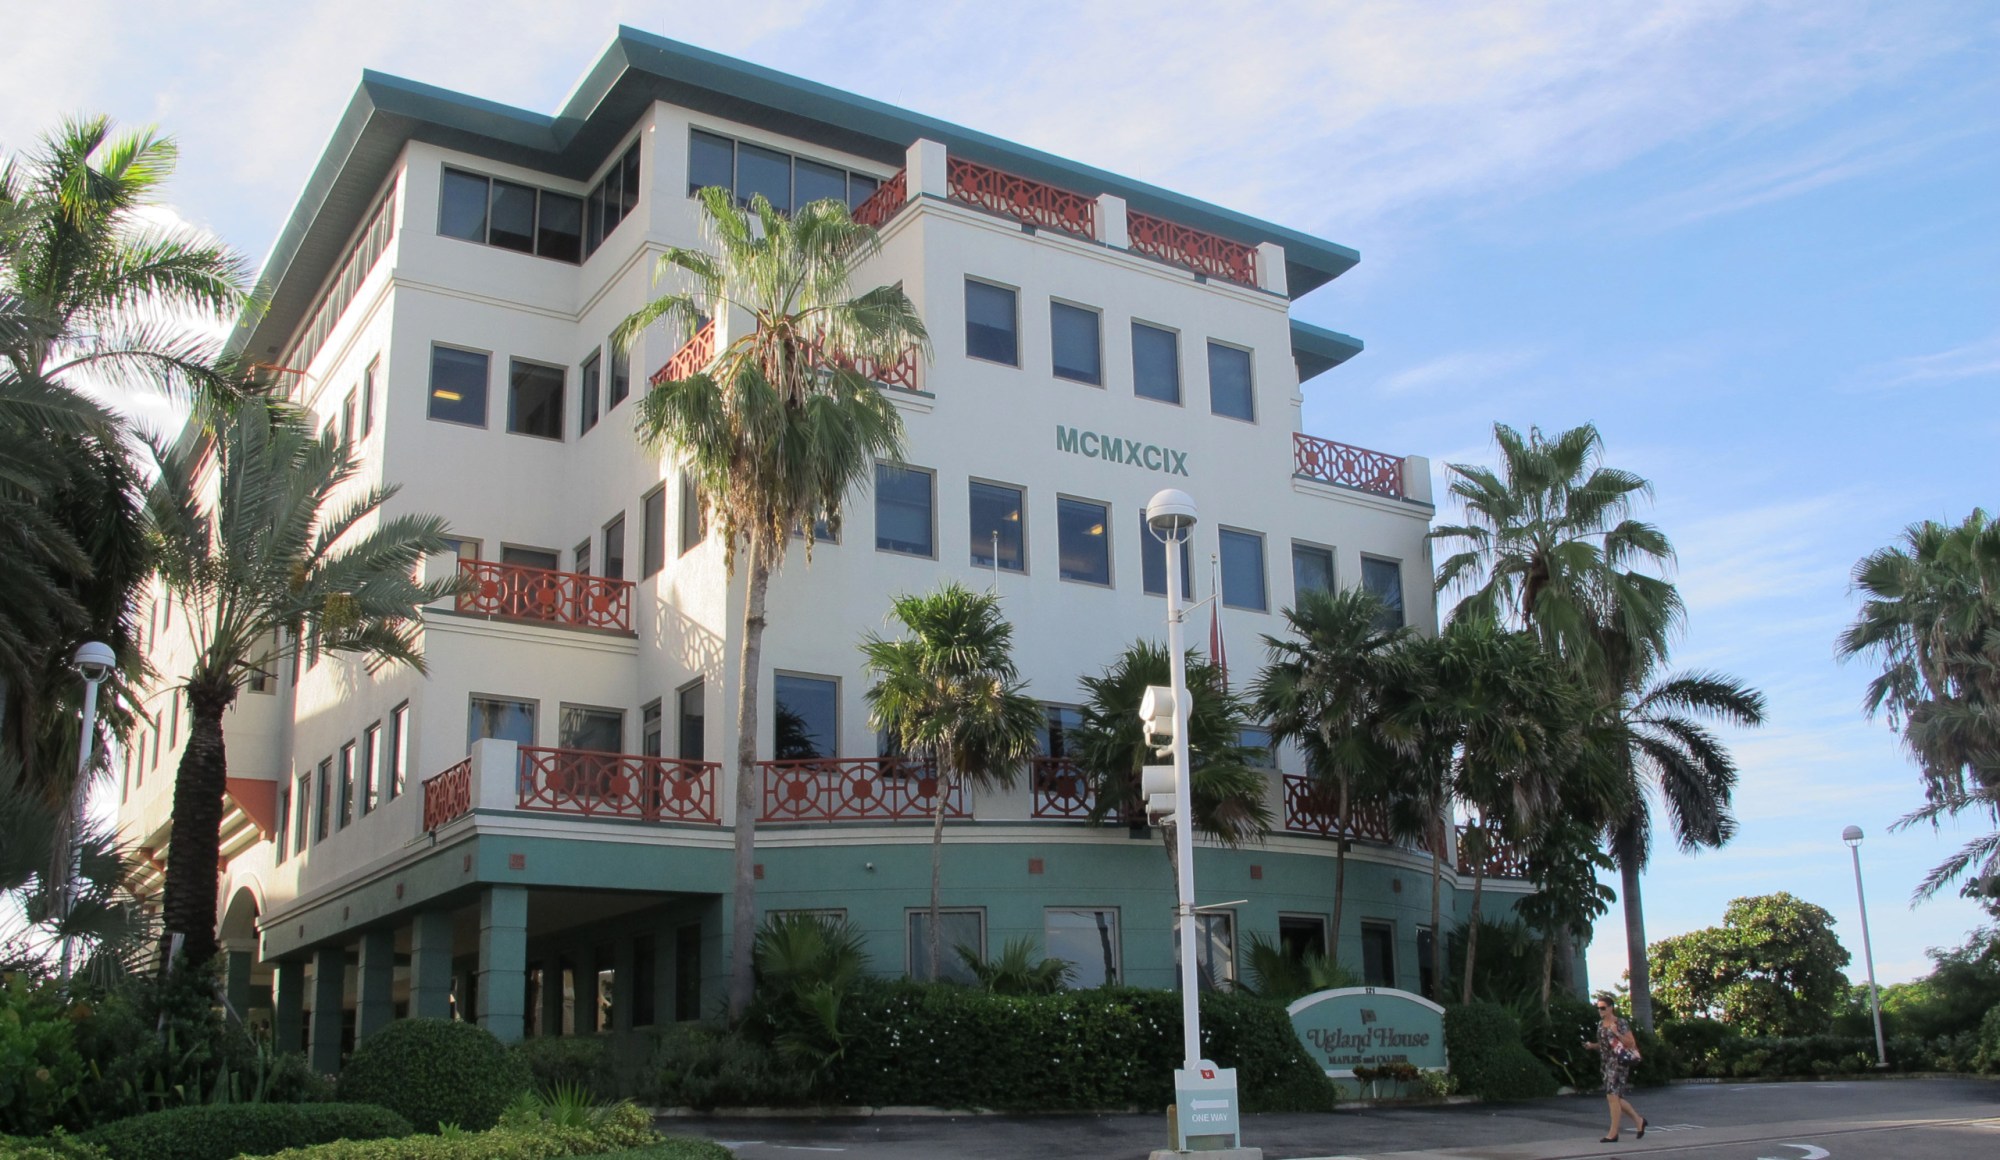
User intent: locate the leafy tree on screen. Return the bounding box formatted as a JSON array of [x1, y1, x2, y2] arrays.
[[148, 399, 457, 966], [1649, 892, 1852, 1036], [1515, 813, 1616, 1008], [1873, 925, 1999, 1040], [617, 187, 926, 1020], [860, 582, 1041, 981]]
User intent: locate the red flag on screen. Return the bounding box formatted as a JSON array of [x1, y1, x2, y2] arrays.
[[1209, 555, 1228, 690]]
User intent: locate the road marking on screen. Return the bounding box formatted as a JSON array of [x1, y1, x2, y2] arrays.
[[1647, 1123, 1703, 1132], [1756, 1147, 1829, 1160]]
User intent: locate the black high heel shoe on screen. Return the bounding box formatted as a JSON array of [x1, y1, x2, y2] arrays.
[[1599, 1135, 1619, 1143], [1635, 1117, 1647, 1138]]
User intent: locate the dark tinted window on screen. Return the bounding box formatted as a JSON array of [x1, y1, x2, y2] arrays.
[[1051, 302, 1101, 384], [1362, 558, 1405, 628], [560, 705, 623, 752], [678, 682, 705, 762], [538, 192, 582, 262], [1219, 528, 1267, 611], [468, 696, 536, 748], [969, 481, 1025, 572], [1208, 342, 1254, 420], [847, 173, 879, 209], [508, 360, 564, 439], [579, 350, 602, 433], [1057, 497, 1111, 585], [875, 464, 934, 556], [965, 280, 1018, 365], [679, 472, 705, 554], [795, 158, 847, 207], [608, 342, 631, 407], [489, 179, 537, 253], [428, 346, 488, 425], [737, 143, 792, 212], [1361, 922, 1395, 988], [773, 674, 836, 760], [1139, 512, 1193, 598], [1292, 543, 1335, 599], [689, 130, 735, 195], [439, 169, 489, 241], [1132, 322, 1180, 403], [619, 146, 641, 217], [643, 487, 667, 576], [602, 515, 625, 581]]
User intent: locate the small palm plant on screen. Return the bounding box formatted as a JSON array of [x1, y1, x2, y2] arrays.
[[956, 936, 1074, 995]]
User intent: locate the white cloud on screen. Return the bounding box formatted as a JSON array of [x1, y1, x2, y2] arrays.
[[1370, 346, 1546, 396], [1861, 333, 2000, 390]]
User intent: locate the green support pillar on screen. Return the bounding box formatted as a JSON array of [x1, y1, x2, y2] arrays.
[[355, 929, 396, 1042], [223, 944, 255, 1020], [274, 959, 305, 1054], [308, 946, 347, 1074], [477, 886, 528, 1043], [408, 910, 455, 1021], [612, 939, 636, 1032]]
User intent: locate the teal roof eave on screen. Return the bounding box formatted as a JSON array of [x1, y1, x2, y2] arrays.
[[1292, 320, 1364, 383]]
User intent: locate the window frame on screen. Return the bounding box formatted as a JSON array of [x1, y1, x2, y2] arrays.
[[1360, 918, 1398, 989], [506, 357, 567, 441], [678, 472, 705, 556], [963, 277, 1021, 368], [873, 461, 937, 559], [771, 671, 840, 761], [436, 164, 586, 264], [579, 348, 603, 434], [1278, 913, 1330, 960], [640, 698, 663, 758], [427, 343, 491, 428], [1130, 319, 1183, 405], [1218, 526, 1270, 612], [677, 679, 706, 762], [388, 701, 410, 800], [1361, 555, 1407, 629], [906, 907, 987, 985], [1193, 908, 1236, 991], [337, 741, 356, 830], [1291, 539, 1337, 603], [642, 484, 668, 576], [467, 693, 540, 750], [1043, 906, 1122, 988], [360, 721, 382, 816], [602, 513, 627, 581], [1049, 299, 1103, 386], [1055, 493, 1114, 587], [1205, 339, 1256, 422], [557, 702, 625, 754], [294, 769, 313, 852], [315, 757, 333, 842], [967, 478, 1028, 574]]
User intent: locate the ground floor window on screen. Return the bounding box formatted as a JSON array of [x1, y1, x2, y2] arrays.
[[1046, 907, 1120, 988], [1361, 919, 1396, 988], [1417, 926, 1437, 998], [1176, 910, 1235, 991], [907, 908, 984, 985], [1278, 913, 1327, 961]]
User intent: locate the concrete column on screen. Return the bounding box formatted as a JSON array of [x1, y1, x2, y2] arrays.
[[223, 945, 255, 1020], [539, 955, 565, 1036], [1094, 193, 1128, 248], [355, 929, 396, 1042], [274, 959, 305, 1055], [408, 910, 455, 1020], [574, 945, 600, 1035], [612, 940, 636, 1032], [308, 946, 347, 1074], [471, 738, 519, 813], [1255, 241, 1288, 295], [477, 885, 528, 1042], [907, 138, 948, 200], [1401, 454, 1434, 505]]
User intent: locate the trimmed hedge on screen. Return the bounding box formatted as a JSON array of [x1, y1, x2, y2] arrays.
[[1443, 1003, 1557, 1101], [510, 1037, 610, 1095], [249, 1102, 658, 1159], [337, 1020, 531, 1133], [77, 1104, 410, 1160]]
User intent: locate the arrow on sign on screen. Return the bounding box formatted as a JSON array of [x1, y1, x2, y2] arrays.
[[1757, 1146, 1829, 1159]]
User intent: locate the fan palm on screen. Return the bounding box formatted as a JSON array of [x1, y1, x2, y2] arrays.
[[0, 750, 156, 978], [148, 399, 458, 966], [616, 186, 927, 1019], [861, 583, 1042, 980]]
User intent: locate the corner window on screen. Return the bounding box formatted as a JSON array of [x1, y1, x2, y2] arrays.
[[1362, 557, 1406, 629], [583, 142, 642, 258], [508, 360, 565, 440], [1208, 341, 1254, 421], [687, 129, 882, 211], [968, 481, 1025, 572], [1292, 542, 1335, 601], [579, 350, 602, 434], [438, 166, 583, 264], [1139, 513, 1193, 599], [1219, 528, 1268, 611], [773, 674, 837, 760], [468, 695, 537, 749], [907, 909, 985, 984], [965, 280, 1018, 366], [678, 681, 706, 762], [1132, 322, 1180, 404], [875, 463, 935, 557], [643, 485, 667, 576], [428, 346, 488, 426], [1050, 301, 1101, 384], [1361, 920, 1396, 988], [1045, 907, 1120, 988], [1056, 497, 1111, 585]]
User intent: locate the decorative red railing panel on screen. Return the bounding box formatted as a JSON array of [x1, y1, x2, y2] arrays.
[[801, 336, 922, 394], [423, 759, 472, 831], [1127, 210, 1258, 286], [851, 170, 908, 229], [652, 319, 717, 386], [947, 157, 1095, 239], [516, 746, 718, 824], [759, 757, 967, 822], [1293, 433, 1406, 498], [1281, 774, 1395, 842], [1456, 824, 1529, 879], [1030, 757, 1094, 819], [456, 561, 634, 633]]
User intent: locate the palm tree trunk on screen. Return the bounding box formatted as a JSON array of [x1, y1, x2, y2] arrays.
[[928, 753, 948, 982], [1621, 857, 1653, 1031], [1540, 934, 1555, 1010], [727, 537, 773, 1023], [160, 679, 234, 969], [1461, 818, 1488, 1005], [1429, 813, 1445, 1003], [1331, 780, 1350, 968]]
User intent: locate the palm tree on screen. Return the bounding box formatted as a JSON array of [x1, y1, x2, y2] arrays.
[[1253, 587, 1406, 965], [860, 583, 1042, 980], [616, 187, 928, 1020], [0, 750, 155, 977], [148, 399, 457, 967]]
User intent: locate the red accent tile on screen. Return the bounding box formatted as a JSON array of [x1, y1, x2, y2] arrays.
[[508, 853, 526, 870], [754, 863, 765, 880], [1250, 865, 1263, 880], [1028, 858, 1044, 875]]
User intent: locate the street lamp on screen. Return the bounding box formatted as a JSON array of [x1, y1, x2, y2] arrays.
[[59, 641, 116, 988], [1843, 825, 1887, 1069]]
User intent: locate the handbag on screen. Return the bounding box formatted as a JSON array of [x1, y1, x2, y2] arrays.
[[1613, 1040, 1642, 1064]]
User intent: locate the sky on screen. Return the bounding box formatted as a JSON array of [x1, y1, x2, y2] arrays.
[[3, 0, 1995, 987]]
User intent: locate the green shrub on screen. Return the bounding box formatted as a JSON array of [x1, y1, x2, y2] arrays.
[[249, 1101, 658, 1159], [510, 1037, 608, 1097], [78, 1102, 408, 1160], [0, 1133, 106, 1160], [1658, 1017, 1737, 1075], [1977, 1005, 2000, 1073], [1516, 998, 1597, 1089], [336, 1020, 530, 1133], [1443, 1002, 1557, 1101], [653, 1026, 811, 1110], [0, 976, 87, 1136], [1629, 1024, 1678, 1086]]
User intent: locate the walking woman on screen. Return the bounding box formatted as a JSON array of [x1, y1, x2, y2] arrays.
[[1583, 993, 1646, 1142]]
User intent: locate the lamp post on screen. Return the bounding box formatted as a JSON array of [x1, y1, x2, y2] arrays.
[[1147, 488, 1201, 1075], [1843, 825, 1887, 1068], [59, 640, 116, 988]]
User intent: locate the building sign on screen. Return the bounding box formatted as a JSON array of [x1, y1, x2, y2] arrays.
[[1286, 986, 1447, 1078], [1054, 425, 1189, 476]]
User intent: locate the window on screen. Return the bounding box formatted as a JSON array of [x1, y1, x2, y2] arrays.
[[1361, 921, 1396, 988], [1132, 322, 1180, 403], [295, 770, 313, 851], [1219, 528, 1268, 611], [559, 705, 623, 753], [1279, 914, 1327, 961], [772, 674, 836, 760], [489, 178, 536, 252], [507, 359, 564, 439], [1239, 726, 1275, 770], [337, 742, 356, 829], [678, 681, 706, 762], [1362, 557, 1406, 629], [438, 168, 489, 242], [602, 515, 626, 581], [641, 700, 663, 758], [538, 188, 583, 263], [248, 631, 278, 693], [968, 481, 1025, 572], [573, 539, 591, 576], [438, 166, 584, 263], [608, 341, 631, 408], [428, 346, 488, 426], [340, 389, 357, 445], [643, 485, 667, 575], [1139, 513, 1194, 599], [1292, 543, 1336, 601], [1050, 301, 1101, 384], [361, 722, 381, 815], [315, 757, 333, 841], [1418, 927, 1437, 999], [583, 142, 641, 258], [1045, 908, 1120, 988], [874, 463, 935, 557], [1194, 910, 1235, 991], [579, 350, 602, 434], [907, 909, 984, 984], [1039, 704, 1083, 758], [275, 783, 290, 861], [1057, 497, 1111, 585], [501, 545, 559, 571], [362, 358, 378, 435], [389, 702, 409, 799], [468, 696, 537, 749], [686, 129, 882, 211], [1207, 341, 1254, 421], [964, 280, 1018, 366], [736, 142, 793, 213], [679, 472, 705, 556], [688, 130, 735, 197]]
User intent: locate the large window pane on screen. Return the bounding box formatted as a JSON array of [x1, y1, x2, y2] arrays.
[[1132, 322, 1180, 403], [428, 346, 488, 426], [736, 143, 792, 212], [969, 481, 1025, 572], [1045, 908, 1120, 988], [643, 486, 667, 576], [579, 350, 602, 433], [847, 173, 879, 209], [537, 191, 582, 262], [1208, 341, 1254, 421], [469, 696, 536, 749], [1057, 497, 1111, 585], [875, 463, 934, 557], [773, 675, 836, 760], [907, 910, 984, 984], [679, 473, 704, 555], [439, 169, 489, 241], [794, 158, 847, 207], [1361, 921, 1396, 988], [1051, 301, 1101, 384], [1362, 557, 1406, 628], [489, 180, 537, 253], [1219, 528, 1268, 611], [688, 131, 735, 197], [508, 360, 564, 439], [618, 145, 640, 218], [965, 280, 1018, 365], [678, 681, 705, 762], [1292, 543, 1335, 600], [1039, 704, 1083, 758], [1139, 513, 1193, 598], [559, 705, 623, 753]]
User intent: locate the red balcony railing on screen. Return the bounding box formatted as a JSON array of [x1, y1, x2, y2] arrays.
[[423, 758, 472, 831], [852, 170, 908, 229], [1030, 756, 1094, 819], [759, 757, 967, 823], [1293, 433, 1406, 499], [456, 561, 634, 634], [1128, 210, 1258, 287], [1456, 823, 1529, 880], [652, 319, 717, 387], [947, 157, 1096, 239], [1281, 774, 1395, 842], [803, 338, 923, 394], [517, 745, 719, 824]]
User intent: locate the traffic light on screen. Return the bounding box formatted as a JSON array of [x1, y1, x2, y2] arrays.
[[1138, 685, 1187, 821], [1142, 764, 1176, 822]]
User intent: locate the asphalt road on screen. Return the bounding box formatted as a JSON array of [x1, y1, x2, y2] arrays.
[[656, 1077, 2000, 1160]]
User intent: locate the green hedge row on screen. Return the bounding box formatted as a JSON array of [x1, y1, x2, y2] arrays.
[[1661, 1009, 2000, 1078], [1443, 1003, 1558, 1101], [77, 1103, 409, 1160], [248, 1103, 659, 1160]]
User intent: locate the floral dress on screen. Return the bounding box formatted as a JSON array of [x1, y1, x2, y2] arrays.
[[1597, 1016, 1635, 1095]]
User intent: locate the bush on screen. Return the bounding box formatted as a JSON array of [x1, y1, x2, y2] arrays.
[[1516, 998, 1597, 1090], [1443, 1003, 1557, 1101], [510, 1037, 608, 1096], [0, 976, 87, 1136], [653, 1027, 811, 1111], [1659, 1017, 1738, 1076], [1629, 1024, 1678, 1086], [250, 1101, 658, 1159], [78, 1103, 409, 1160], [1979, 1004, 2000, 1073], [337, 1020, 530, 1133], [0, 1134, 105, 1160]]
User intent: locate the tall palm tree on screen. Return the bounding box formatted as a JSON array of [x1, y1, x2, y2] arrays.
[[1253, 587, 1406, 965], [617, 187, 927, 1019], [0, 751, 155, 977], [148, 399, 457, 967], [860, 583, 1042, 980]]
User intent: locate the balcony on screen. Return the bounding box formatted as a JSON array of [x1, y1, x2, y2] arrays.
[[1456, 823, 1530, 880], [455, 560, 635, 634], [422, 758, 472, 831], [652, 317, 922, 394], [759, 757, 967, 823], [1029, 756, 1094, 819], [1280, 774, 1396, 843], [421, 741, 721, 832], [1293, 433, 1407, 499]]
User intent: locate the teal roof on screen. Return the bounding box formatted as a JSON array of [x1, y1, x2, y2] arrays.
[[1291, 320, 1365, 382], [233, 27, 1362, 364]]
